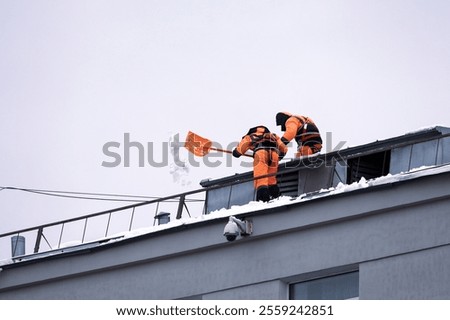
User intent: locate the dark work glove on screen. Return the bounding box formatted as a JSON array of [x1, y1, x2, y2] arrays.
[[232, 149, 241, 158], [281, 137, 289, 145]]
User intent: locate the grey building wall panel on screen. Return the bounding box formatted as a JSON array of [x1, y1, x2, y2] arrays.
[[360, 245, 450, 299], [300, 166, 334, 194], [332, 160, 347, 187], [229, 181, 255, 207], [390, 137, 450, 175], [390, 145, 412, 174], [409, 139, 439, 170], [206, 186, 233, 212], [437, 136, 450, 165], [206, 181, 254, 213], [1, 171, 450, 299]]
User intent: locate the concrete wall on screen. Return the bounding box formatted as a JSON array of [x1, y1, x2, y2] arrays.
[[1, 170, 449, 300], [360, 245, 450, 299]]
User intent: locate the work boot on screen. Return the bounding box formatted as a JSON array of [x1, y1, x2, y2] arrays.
[[256, 186, 270, 202], [268, 185, 280, 200]]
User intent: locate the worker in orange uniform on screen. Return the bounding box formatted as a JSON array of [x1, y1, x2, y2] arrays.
[[232, 126, 288, 202], [276, 112, 322, 157]]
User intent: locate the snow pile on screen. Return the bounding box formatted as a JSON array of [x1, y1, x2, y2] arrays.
[[323, 164, 450, 198], [405, 125, 442, 135], [109, 164, 448, 241], [331, 176, 370, 195], [91, 196, 296, 243], [112, 164, 450, 241], [113, 197, 292, 241]]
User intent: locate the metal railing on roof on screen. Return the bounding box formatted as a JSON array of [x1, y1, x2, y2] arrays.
[[0, 186, 209, 262], [0, 171, 284, 262]]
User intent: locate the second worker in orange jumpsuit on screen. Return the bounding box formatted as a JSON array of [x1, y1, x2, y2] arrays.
[[232, 126, 288, 202], [276, 112, 322, 157]]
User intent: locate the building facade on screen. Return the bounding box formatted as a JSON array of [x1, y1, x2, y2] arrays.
[[0, 127, 449, 299]]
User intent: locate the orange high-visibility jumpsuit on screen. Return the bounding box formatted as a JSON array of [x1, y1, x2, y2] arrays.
[[276, 112, 322, 157], [233, 126, 288, 202]]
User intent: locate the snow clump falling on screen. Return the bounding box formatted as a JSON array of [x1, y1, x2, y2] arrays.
[[168, 133, 192, 187]]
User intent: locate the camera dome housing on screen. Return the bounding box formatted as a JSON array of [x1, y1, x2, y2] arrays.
[[223, 216, 253, 242]]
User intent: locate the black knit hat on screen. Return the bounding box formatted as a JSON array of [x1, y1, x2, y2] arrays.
[[276, 112, 291, 131]]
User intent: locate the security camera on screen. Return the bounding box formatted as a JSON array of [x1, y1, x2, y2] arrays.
[[223, 220, 240, 242], [223, 216, 252, 242]]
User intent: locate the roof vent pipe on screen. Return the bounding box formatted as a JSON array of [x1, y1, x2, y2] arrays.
[[11, 235, 25, 257], [155, 212, 171, 225]]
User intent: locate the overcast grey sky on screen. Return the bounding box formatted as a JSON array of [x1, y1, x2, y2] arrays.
[[1, 0, 450, 234]]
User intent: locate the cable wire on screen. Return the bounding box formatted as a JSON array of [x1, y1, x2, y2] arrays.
[[0, 186, 204, 203]]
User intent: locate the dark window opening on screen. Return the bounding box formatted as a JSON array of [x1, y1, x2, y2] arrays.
[[347, 150, 391, 184], [289, 271, 359, 300]]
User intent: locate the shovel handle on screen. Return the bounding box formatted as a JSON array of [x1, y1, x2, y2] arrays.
[[210, 147, 253, 158]]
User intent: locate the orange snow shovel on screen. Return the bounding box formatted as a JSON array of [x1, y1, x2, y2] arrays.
[[184, 131, 252, 157]]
